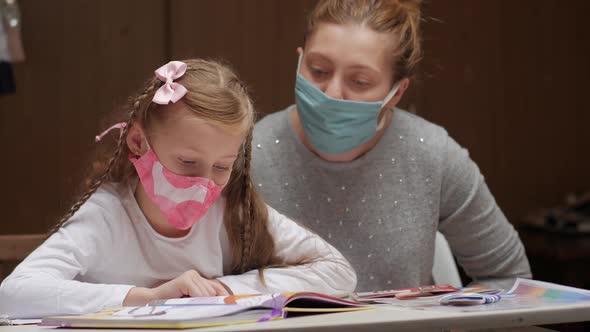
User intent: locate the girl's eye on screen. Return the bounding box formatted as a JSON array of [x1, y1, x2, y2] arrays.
[[214, 165, 230, 172], [179, 158, 195, 165]]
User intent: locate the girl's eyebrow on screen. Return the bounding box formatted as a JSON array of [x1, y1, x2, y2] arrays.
[[178, 147, 238, 160]]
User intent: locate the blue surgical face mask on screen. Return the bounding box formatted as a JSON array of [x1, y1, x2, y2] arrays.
[[294, 53, 400, 155]]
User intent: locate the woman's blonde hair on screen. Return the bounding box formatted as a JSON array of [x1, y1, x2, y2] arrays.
[[306, 0, 422, 81], [50, 59, 281, 277]]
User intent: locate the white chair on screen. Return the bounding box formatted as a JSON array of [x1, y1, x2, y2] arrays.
[[432, 231, 462, 287]]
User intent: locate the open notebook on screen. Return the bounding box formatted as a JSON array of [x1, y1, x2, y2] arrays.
[[41, 292, 371, 329]]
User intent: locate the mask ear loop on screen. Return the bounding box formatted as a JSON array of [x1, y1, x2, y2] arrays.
[[376, 81, 402, 131], [95, 122, 127, 142], [296, 51, 304, 74], [96, 122, 150, 158], [94, 122, 151, 158]]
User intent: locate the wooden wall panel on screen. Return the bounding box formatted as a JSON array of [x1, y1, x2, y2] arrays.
[[1, 0, 588, 237], [0, 0, 166, 233], [417, 0, 503, 190], [404, 0, 590, 222], [169, 0, 317, 115], [495, 1, 590, 218]]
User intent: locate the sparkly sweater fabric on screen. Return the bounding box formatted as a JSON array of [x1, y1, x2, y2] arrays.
[[252, 106, 531, 292]]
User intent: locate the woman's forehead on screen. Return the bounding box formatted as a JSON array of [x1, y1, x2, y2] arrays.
[[306, 23, 394, 72]]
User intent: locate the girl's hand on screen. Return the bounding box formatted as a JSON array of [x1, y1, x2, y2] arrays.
[[123, 270, 229, 306], [152, 270, 229, 300]]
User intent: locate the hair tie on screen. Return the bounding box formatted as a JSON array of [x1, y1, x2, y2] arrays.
[[95, 122, 127, 142]]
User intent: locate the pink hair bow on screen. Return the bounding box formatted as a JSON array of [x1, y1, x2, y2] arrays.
[[152, 61, 188, 105]]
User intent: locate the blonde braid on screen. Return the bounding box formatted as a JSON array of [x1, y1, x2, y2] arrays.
[[238, 129, 254, 273], [47, 81, 161, 237]]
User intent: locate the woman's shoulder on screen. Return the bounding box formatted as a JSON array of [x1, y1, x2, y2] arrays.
[[387, 108, 451, 159], [393, 108, 449, 142], [387, 108, 481, 178], [394, 109, 482, 180], [252, 106, 298, 167]]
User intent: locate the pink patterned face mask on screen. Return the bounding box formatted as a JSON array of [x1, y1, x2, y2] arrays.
[[129, 148, 224, 230]]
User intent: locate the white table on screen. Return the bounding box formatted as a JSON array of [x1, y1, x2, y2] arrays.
[[1, 301, 588, 332]]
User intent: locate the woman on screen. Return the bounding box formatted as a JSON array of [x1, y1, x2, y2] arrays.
[[252, 0, 531, 291]]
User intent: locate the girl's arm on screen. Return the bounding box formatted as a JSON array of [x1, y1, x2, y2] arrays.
[[0, 202, 134, 319], [217, 205, 357, 296]]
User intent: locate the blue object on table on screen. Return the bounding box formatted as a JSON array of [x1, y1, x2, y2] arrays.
[[440, 293, 502, 306]]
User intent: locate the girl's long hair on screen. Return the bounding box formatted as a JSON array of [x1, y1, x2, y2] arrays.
[[49, 59, 282, 278]]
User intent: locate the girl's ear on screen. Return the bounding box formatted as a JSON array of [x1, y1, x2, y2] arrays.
[[126, 124, 148, 157]]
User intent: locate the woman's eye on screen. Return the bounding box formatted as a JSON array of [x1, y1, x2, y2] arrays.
[[352, 79, 370, 88], [311, 67, 329, 76]]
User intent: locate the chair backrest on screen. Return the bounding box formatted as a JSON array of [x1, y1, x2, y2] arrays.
[[0, 234, 46, 281], [432, 231, 462, 288], [0, 234, 46, 262]]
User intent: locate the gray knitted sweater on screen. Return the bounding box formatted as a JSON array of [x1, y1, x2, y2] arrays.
[[252, 106, 531, 292]]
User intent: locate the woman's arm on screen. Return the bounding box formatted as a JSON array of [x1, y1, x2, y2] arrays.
[[438, 135, 532, 289]]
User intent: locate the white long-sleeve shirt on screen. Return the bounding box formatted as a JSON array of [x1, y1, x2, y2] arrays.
[[0, 182, 356, 319]]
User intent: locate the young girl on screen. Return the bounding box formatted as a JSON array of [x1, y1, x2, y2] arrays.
[[0, 59, 356, 319]]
